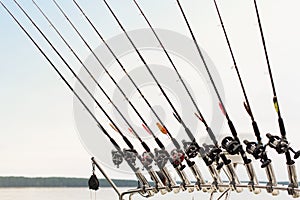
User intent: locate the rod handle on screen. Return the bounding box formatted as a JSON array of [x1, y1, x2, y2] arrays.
[[123, 136, 134, 150], [171, 138, 181, 149], [228, 120, 238, 140], [207, 127, 218, 145], [252, 121, 262, 143], [155, 137, 165, 149], [110, 138, 121, 151], [278, 117, 286, 138], [141, 141, 150, 152]]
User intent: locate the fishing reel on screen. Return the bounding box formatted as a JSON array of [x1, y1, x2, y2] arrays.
[[203, 143, 225, 170], [111, 150, 123, 168], [266, 133, 300, 159], [123, 149, 137, 166], [170, 149, 185, 168], [154, 148, 170, 169], [221, 136, 242, 155], [182, 140, 200, 158], [141, 151, 154, 170], [244, 140, 271, 168], [203, 144, 221, 161]]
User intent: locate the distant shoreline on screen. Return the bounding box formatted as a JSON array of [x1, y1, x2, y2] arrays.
[[0, 176, 139, 188]]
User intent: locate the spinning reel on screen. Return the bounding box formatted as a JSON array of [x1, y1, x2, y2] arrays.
[[244, 140, 271, 168], [266, 133, 300, 159], [182, 140, 200, 158], [221, 136, 242, 155]]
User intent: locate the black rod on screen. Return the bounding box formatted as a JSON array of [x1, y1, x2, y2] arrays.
[[174, 0, 252, 165], [0, 0, 143, 174], [100, 0, 196, 144], [72, 0, 181, 150], [213, 0, 262, 144], [132, 0, 219, 147], [253, 0, 293, 165]]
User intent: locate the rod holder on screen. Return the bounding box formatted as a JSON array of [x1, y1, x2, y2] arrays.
[[245, 162, 261, 194], [161, 166, 180, 193], [265, 163, 279, 195], [287, 164, 300, 198], [148, 168, 168, 195], [189, 162, 208, 192], [208, 164, 225, 192], [135, 170, 155, 197], [225, 163, 243, 193], [175, 166, 194, 193]]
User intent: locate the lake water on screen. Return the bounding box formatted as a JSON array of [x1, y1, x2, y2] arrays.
[[0, 187, 296, 200]]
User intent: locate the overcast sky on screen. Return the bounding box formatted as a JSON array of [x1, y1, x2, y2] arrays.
[[1, 0, 300, 182]]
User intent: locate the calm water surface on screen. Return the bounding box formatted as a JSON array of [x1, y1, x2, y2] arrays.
[[0, 187, 295, 200]]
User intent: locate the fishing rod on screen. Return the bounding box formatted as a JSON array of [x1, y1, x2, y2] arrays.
[[0, 1, 154, 197], [90, 0, 220, 191], [71, 0, 210, 192], [31, 0, 169, 195], [174, 0, 261, 193], [212, 0, 279, 195], [253, 0, 300, 197], [51, 0, 195, 192], [130, 0, 241, 192]]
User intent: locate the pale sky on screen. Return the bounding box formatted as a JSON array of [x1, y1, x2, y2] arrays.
[[1, 0, 300, 183]]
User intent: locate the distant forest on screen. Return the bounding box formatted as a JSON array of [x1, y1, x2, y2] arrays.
[[0, 177, 139, 188], [0, 177, 293, 188]]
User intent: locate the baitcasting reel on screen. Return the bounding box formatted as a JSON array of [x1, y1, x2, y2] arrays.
[[221, 136, 242, 155], [170, 149, 185, 168], [154, 148, 170, 169], [182, 140, 200, 158], [203, 143, 224, 170], [123, 149, 137, 166], [244, 140, 271, 168], [111, 150, 123, 168], [267, 133, 300, 159], [141, 151, 154, 170]]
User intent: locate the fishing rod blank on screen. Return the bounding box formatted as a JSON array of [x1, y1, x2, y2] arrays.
[[32, 0, 168, 194], [253, 0, 300, 197], [0, 1, 154, 196], [174, 0, 261, 193], [52, 0, 192, 192], [71, 0, 206, 192], [212, 0, 279, 195]]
